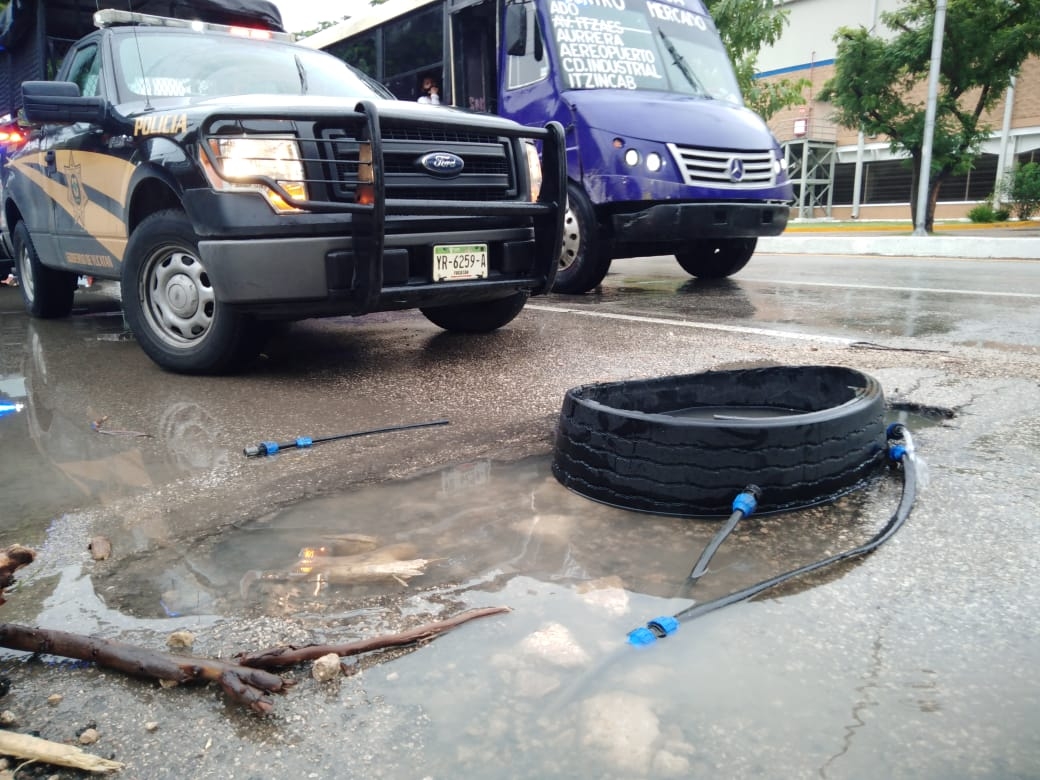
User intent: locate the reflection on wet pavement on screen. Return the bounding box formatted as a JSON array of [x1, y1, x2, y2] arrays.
[[94, 455, 905, 627], [0, 295, 234, 540], [553, 268, 1040, 350]]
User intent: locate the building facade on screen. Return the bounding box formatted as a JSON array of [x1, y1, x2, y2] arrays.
[[755, 0, 1040, 220]]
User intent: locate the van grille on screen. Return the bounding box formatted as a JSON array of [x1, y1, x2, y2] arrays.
[[667, 145, 777, 190]]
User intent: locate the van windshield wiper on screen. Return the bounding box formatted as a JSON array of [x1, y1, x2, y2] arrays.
[[657, 28, 706, 96]]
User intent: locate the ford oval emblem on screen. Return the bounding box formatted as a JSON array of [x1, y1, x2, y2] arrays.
[[419, 151, 465, 177]]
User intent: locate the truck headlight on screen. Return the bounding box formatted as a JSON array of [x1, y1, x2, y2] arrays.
[[525, 142, 542, 202], [202, 135, 308, 213]]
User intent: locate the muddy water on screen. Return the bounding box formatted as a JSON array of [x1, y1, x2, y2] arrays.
[[49, 451, 928, 778], [94, 455, 900, 621]]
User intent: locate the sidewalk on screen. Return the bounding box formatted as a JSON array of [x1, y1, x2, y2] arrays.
[[759, 219, 1040, 259]]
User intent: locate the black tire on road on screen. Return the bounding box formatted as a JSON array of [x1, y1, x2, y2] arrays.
[[553, 182, 611, 294], [675, 237, 757, 279], [420, 291, 529, 332], [13, 221, 77, 318], [122, 209, 263, 374], [552, 365, 888, 517]]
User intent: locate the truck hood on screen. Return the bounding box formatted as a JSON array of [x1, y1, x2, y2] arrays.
[[123, 94, 523, 131], [562, 90, 777, 150]]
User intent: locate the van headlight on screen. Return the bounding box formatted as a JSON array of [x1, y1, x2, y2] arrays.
[[201, 135, 308, 213], [525, 142, 542, 202]]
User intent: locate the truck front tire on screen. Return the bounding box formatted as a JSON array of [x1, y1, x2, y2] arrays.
[[420, 291, 528, 332], [13, 222, 77, 318], [553, 183, 610, 294], [122, 210, 262, 374], [675, 237, 757, 279]]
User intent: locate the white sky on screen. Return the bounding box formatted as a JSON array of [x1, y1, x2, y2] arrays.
[[276, 0, 374, 34]]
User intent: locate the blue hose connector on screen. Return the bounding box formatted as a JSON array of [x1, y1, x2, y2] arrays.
[[628, 616, 681, 646], [295, 436, 313, 449], [732, 485, 760, 517], [648, 616, 679, 637], [628, 627, 658, 646], [889, 444, 907, 462], [261, 441, 280, 455]]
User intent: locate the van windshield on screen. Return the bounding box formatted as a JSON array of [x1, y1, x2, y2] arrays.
[[115, 32, 392, 101], [545, 0, 742, 104]]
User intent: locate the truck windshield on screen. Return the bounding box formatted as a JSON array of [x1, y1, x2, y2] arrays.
[[115, 32, 391, 101], [545, 0, 741, 104]]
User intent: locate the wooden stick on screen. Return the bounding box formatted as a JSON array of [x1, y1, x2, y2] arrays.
[[237, 606, 510, 669], [0, 624, 290, 715], [0, 731, 124, 773]]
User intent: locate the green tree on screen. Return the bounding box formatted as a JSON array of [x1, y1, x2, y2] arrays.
[[820, 0, 1040, 232], [1006, 161, 1040, 220], [705, 0, 808, 119]]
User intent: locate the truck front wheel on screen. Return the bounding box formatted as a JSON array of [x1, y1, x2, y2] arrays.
[[675, 237, 757, 279], [122, 210, 261, 374], [420, 292, 528, 332], [553, 183, 610, 294], [12, 222, 77, 318]]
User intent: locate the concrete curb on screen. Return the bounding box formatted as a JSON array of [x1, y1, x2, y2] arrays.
[[759, 234, 1040, 260]]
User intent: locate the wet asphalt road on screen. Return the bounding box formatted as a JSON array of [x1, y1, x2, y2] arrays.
[[0, 249, 1038, 779]]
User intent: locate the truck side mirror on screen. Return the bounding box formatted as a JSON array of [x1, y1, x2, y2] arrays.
[[21, 81, 107, 125], [505, 4, 527, 57]]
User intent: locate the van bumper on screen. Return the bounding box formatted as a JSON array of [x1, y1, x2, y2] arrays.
[[612, 201, 790, 242]]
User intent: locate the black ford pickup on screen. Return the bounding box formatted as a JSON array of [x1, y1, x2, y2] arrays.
[[0, 1, 564, 373]]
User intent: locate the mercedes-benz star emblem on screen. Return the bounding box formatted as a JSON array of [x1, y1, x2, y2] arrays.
[[727, 157, 745, 183]]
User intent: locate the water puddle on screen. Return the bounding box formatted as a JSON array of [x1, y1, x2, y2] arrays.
[[6, 409, 958, 778]]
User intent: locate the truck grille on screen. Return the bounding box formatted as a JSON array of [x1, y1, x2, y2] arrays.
[[319, 121, 516, 203], [666, 145, 777, 190]]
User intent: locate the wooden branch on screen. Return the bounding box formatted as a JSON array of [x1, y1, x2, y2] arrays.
[[236, 606, 510, 670], [0, 607, 510, 716], [0, 731, 123, 774], [0, 624, 290, 715], [0, 543, 508, 716]]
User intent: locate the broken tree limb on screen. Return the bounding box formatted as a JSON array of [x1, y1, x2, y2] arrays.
[[0, 608, 510, 714], [0, 730, 124, 774], [0, 624, 291, 715], [236, 606, 510, 670]]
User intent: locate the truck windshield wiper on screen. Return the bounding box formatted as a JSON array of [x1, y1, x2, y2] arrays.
[[295, 54, 309, 94], [657, 28, 707, 97]]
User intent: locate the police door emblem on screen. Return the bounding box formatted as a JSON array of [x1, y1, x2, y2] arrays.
[[65, 152, 89, 225]]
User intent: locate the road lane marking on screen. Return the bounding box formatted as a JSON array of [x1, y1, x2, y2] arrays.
[[734, 278, 1040, 299], [525, 304, 855, 344]]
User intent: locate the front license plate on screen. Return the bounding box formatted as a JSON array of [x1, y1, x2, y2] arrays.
[[433, 244, 488, 282]]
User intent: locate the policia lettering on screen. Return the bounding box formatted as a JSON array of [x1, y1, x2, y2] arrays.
[[133, 113, 188, 136]]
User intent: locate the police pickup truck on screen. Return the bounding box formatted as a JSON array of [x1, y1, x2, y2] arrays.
[[1, 5, 564, 374]]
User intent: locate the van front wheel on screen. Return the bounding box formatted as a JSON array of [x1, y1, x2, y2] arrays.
[[675, 238, 757, 279], [553, 183, 610, 294]]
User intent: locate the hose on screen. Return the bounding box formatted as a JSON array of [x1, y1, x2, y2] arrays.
[[684, 485, 760, 586], [548, 425, 918, 711], [629, 423, 917, 645], [243, 419, 449, 457]]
